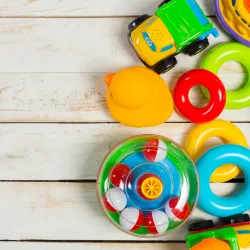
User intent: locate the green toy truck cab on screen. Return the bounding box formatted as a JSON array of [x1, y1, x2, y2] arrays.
[[128, 0, 219, 74]]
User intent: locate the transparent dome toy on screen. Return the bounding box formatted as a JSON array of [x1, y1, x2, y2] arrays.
[[97, 135, 199, 237]]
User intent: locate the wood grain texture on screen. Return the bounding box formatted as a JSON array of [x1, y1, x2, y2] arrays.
[[0, 72, 248, 122], [0, 18, 230, 73], [0, 242, 186, 250], [0, 0, 248, 246], [0, 123, 248, 180], [0, 0, 213, 17], [0, 182, 246, 240]]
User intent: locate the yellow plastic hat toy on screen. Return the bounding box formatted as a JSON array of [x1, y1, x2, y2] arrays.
[[104, 66, 174, 127]]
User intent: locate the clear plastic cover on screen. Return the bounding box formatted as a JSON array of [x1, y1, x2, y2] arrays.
[[97, 135, 199, 237]]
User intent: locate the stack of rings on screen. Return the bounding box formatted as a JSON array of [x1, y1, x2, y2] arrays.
[[185, 120, 248, 182], [185, 120, 250, 217], [201, 42, 250, 109], [173, 69, 226, 124]]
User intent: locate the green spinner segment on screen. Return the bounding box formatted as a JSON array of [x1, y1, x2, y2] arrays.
[[155, 0, 212, 52], [185, 227, 239, 250]]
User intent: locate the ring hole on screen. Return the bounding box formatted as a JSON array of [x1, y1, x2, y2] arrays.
[[195, 137, 224, 160], [188, 85, 210, 108], [218, 61, 248, 91], [210, 171, 244, 197], [203, 137, 224, 153]]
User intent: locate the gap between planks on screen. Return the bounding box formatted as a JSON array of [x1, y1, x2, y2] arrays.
[[0, 239, 184, 243], [0, 15, 216, 18], [0, 242, 187, 250], [0, 179, 244, 183]]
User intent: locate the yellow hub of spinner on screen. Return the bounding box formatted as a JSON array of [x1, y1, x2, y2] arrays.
[[141, 177, 163, 199]]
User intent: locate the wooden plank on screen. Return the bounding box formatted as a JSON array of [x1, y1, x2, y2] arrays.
[[0, 182, 246, 240], [0, 71, 248, 122], [0, 18, 230, 73], [0, 242, 186, 250], [0, 123, 248, 180], [0, 0, 213, 17]]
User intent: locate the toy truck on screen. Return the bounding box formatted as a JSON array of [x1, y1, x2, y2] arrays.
[[185, 214, 250, 250], [128, 0, 219, 74]]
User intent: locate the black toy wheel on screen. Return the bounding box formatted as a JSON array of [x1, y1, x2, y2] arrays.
[[223, 214, 250, 225], [128, 15, 150, 32], [153, 57, 177, 74], [158, 0, 172, 8], [186, 38, 209, 56], [188, 220, 214, 232]]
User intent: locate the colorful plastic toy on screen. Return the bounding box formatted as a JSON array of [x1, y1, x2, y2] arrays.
[[185, 120, 248, 183], [144, 210, 169, 234], [201, 42, 250, 109], [97, 135, 199, 237], [109, 164, 132, 188], [165, 197, 191, 221], [120, 207, 144, 232], [173, 69, 226, 123], [143, 138, 167, 162], [104, 187, 127, 212], [186, 214, 250, 250], [214, 0, 250, 47], [104, 66, 174, 128], [197, 144, 250, 217], [128, 0, 219, 74]]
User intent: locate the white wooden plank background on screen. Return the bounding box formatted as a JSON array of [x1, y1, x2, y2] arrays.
[[0, 182, 244, 240], [0, 72, 249, 122], [0, 0, 248, 249], [0, 18, 230, 73], [0, 123, 248, 180], [0, 0, 213, 17]]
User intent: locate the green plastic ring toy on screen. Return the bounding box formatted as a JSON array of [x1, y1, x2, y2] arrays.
[[200, 42, 250, 109]]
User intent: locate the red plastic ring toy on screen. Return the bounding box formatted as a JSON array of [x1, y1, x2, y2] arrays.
[[173, 69, 226, 124]]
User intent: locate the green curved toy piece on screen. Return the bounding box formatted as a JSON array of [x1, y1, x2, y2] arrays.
[[200, 42, 250, 109]]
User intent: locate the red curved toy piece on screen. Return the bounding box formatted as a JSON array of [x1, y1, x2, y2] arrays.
[[173, 69, 226, 124]]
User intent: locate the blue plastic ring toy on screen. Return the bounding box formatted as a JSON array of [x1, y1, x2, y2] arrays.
[[197, 144, 250, 218]]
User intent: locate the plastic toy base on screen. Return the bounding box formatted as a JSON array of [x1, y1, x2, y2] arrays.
[[214, 0, 250, 47], [201, 42, 250, 109], [197, 144, 250, 217], [173, 69, 226, 124], [185, 120, 248, 183]]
